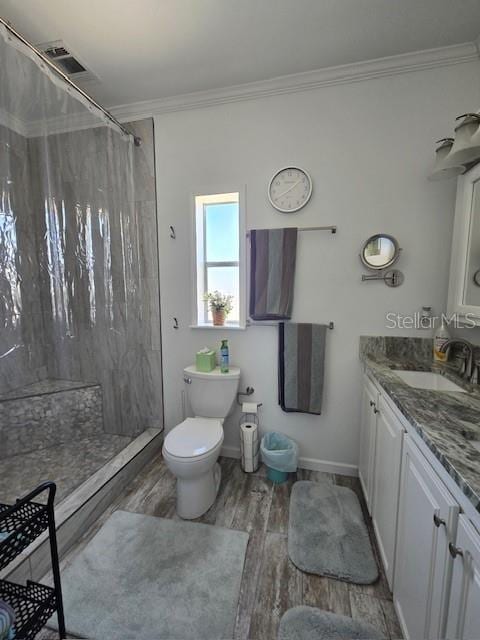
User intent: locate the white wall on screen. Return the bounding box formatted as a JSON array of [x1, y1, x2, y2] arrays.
[[154, 60, 480, 473]]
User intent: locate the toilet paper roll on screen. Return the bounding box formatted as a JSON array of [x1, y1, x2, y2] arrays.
[[240, 421, 257, 444], [242, 454, 259, 473], [240, 422, 259, 473], [242, 402, 258, 414]]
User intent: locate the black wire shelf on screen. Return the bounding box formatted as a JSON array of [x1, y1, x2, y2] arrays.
[[0, 482, 66, 639], [0, 580, 56, 639], [0, 501, 49, 572]]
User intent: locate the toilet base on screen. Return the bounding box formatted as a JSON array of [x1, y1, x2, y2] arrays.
[[176, 462, 222, 520]]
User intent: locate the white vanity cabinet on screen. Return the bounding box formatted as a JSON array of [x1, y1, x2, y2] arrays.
[[358, 376, 378, 513], [394, 435, 459, 640], [359, 375, 404, 587], [371, 394, 404, 588], [446, 515, 480, 640], [359, 372, 480, 639]]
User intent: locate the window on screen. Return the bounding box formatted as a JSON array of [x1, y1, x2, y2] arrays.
[[193, 191, 244, 327]]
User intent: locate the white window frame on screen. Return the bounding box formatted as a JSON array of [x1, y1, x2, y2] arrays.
[[191, 187, 246, 329]]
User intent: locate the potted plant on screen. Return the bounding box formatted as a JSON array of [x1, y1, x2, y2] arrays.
[[203, 291, 234, 326]]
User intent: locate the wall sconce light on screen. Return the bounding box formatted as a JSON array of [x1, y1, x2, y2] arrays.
[[428, 138, 466, 181]]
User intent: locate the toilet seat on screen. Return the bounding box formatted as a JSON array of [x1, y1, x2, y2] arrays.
[[163, 417, 223, 460]]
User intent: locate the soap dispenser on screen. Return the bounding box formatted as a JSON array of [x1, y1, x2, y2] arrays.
[[433, 317, 450, 363]]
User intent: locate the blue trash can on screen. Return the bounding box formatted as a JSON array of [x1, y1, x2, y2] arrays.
[[266, 467, 289, 484], [260, 432, 298, 484]]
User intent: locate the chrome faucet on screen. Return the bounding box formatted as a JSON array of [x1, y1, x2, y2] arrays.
[[439, 339, 474, 381]]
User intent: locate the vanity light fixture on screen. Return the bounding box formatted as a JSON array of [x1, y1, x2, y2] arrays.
[[428, 138, 466, 181], [446, 113, 480, 166]]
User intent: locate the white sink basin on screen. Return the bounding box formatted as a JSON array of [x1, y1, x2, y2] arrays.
[[395, 370, 466, 393]]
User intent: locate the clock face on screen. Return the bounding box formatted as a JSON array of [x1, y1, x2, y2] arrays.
[[268, 167, 312, 213]]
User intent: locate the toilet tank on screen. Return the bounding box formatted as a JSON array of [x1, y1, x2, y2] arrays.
[[184, 365, 241, 419]]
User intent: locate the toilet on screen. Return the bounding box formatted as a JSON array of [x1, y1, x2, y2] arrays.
[[162, 364, 241, 519]]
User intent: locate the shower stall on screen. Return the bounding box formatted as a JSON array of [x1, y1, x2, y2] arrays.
[[0, 22, 163, 509]]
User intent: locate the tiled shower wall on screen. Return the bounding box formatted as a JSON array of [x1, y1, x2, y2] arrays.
[[0, 119, 163, 437], [0, 124, 47, 393]]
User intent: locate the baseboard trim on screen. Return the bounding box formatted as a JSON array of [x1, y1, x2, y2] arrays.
[[298, 456, 358, 477], [221, 445, 241, 459], [220, 446, 358, 477]]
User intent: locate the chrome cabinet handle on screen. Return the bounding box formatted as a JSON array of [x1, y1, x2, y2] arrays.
[[369, 400, 379, 414], [183, 376, 192, 384], [433, 514, 446, 528], [449, 542, 464, 559]]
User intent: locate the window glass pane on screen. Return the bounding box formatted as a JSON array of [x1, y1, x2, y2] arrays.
[[205, 203, 239, 262], [206, 266, 239, 323]]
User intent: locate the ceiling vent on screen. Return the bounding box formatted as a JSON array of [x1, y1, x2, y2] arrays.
[[36, 40, 98, 82]]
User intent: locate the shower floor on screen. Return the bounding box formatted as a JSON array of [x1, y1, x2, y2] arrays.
[[0, 433, 132, 505]]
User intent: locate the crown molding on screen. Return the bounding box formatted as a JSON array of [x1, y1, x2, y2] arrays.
[[1, 41, 478, 137], [110, 42, 480, 121]]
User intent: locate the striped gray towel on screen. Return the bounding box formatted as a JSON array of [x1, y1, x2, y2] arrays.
[[249, 228, 297, 320], [279, 322, 327, 415]]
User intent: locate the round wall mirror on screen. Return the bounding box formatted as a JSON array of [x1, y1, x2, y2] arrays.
[[361, 234, 401, 270]]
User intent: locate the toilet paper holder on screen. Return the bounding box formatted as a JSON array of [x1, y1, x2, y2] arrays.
[[237, 386, 263, 408]]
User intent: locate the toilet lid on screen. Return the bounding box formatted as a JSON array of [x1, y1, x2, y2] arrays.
[[164, 417, 223, 458]]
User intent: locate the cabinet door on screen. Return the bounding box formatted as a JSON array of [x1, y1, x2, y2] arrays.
[[446, 514, 480, 640], [372, 395, 404, 588], [358, 377, 378, 514], [394, 435, 459, 640]]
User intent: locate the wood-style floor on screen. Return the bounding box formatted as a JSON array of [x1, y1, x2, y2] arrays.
[[41, 454, 402, 640]]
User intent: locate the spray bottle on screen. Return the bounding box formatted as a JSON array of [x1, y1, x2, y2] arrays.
[[220, 339, 229, 373]]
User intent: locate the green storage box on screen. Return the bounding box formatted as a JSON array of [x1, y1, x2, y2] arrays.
[[196, 348, 216, 372]]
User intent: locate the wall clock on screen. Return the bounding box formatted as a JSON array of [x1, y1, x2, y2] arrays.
[[268, 166, 312, 213]]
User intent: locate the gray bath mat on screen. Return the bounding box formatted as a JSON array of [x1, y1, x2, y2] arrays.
[[288, 481, 378, 584], [278, 606, 384, 639], [51, 510, 249, 639]]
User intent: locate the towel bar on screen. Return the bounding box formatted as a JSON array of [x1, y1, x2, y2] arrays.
[[247, 320, 334, 329], [246, 225, 336, 236]]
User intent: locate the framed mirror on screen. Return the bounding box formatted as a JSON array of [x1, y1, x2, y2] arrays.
[[360, 234, 401, 270], [448, 162, 480, 325]]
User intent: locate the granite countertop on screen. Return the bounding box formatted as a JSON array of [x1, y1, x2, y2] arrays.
[[360, 337, 480, 513]]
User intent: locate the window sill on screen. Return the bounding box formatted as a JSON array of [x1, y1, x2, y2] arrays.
[[190, 323, 246, 331]]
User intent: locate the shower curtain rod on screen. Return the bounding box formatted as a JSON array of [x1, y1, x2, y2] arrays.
[[0, 16, 141, 146]]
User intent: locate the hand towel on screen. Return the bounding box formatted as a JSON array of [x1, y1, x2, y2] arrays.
[[249, 228, 297, 320], [279, 322, 327, 415]]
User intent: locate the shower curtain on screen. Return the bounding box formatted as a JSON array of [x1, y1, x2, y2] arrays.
[[0, 24, 162, 436]]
